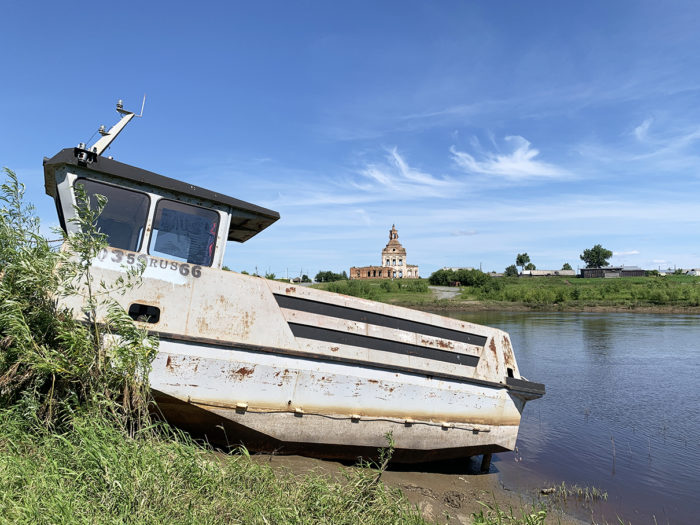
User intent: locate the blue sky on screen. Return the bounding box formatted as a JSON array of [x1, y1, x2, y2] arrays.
[[2, 1, 700, 277]]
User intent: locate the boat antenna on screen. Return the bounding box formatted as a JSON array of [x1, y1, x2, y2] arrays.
[[86, 95, 146, 157]]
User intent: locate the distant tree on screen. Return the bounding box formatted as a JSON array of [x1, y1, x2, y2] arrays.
[[241, 270, 249, 275], [562, 262, 572, 271], [580, 244, 613, 268], [504, 264, 518, 277], [516, 253, 530, 272], [428, 269, 451, 285], [222, 265, 231, 271], [264, 272, 276, 280], [429, 268, 491, 287], [314, 270, 347, 282], [524, 262, 536, 271], [301, 274, 311, 283]]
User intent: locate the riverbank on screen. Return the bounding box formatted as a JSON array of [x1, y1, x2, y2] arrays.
[[0, 408, 588, 525], [313, 275, 700, 312], [410, 298, 700, 314], [249, 453, 588, 525]]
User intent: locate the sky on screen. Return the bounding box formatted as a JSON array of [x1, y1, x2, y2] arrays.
[[2, 1, 700, 277]]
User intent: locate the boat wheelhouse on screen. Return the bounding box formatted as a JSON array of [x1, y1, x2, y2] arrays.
[[44, 101, 544, 464]]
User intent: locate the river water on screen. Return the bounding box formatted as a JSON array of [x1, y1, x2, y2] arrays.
[[444, 311, 700, 524]]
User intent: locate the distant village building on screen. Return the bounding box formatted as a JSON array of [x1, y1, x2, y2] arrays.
[[580, 266, 645, 278], [350, 225, 420, 279], [520, 269, 576, 277]]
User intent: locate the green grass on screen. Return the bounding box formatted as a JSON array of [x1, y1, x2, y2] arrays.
[[0, 409, 427, 525], [312, 279, 431, 305], [471, 498, 548, 525]]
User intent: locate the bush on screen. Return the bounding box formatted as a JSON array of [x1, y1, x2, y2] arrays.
[[0, 168, 156, 433]]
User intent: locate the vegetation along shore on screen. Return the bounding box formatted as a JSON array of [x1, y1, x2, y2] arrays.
[[312, 270, 700, 313]]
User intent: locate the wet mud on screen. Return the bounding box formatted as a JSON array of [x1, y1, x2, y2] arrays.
[[246, 453, 586, 525]]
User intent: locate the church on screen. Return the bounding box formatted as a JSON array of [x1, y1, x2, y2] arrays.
[[350, 225, 420, 280]]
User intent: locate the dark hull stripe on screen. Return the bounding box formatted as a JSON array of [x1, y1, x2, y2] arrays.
[[288, 323, 480, 367], [275, 294, 488, 347]]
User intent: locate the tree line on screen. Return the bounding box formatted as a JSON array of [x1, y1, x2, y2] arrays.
[[503, 244, 612, 276]]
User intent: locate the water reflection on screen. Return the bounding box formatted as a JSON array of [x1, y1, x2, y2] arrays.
[[441, 311, 700, 524], [581, 315, 614, 357]]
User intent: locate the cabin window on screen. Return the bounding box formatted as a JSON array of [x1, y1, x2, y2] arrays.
[[148, 199, 220, 266], [76, 179, 149, 252]]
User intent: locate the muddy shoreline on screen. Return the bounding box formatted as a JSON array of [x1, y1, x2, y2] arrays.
[[249, 453, 588, 524]]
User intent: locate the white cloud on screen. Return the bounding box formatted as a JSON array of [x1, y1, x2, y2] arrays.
[[450, 136, 568, 180], [354, 147, 455, 197], [451, 229, 478, 236], [613, 250, 640, 256], [634, 118, 653, 142]]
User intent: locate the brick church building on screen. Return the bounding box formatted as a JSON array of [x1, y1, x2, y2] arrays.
[[350, 225, 420, 280]]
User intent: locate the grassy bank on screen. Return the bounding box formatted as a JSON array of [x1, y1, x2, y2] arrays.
[[458, 274, 700, 309], [0, 409, 427, 525]]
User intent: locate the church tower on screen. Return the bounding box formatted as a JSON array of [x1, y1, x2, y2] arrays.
[[380, 225, 416, 278], [350, 225, 419, 279]]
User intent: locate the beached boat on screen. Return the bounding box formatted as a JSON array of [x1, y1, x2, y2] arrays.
[[44, 102, 544, 464]]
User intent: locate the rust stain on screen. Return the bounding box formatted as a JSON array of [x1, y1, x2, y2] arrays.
[[502, 335, 515, 367], [230, 366, 255, 380], [166, 355, 174, 371], [330, 346, 339, 352], [489, 338, 498, 357], [285, 286, 296, 293], [435, 338, 454, 349], [367, 379, 379, 384], [196, 316, 210, 334]]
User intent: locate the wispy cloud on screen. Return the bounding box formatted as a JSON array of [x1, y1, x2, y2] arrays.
[[450, 136, 569, 180], [577, 120, 700, 176], [613, 250, 640, 256], [451, 229, 478, 236], [354, 147, 455, 197]]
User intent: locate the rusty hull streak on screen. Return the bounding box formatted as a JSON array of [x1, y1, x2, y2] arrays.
[[231, 366, 256, 379], [285, 287, 297, 293]]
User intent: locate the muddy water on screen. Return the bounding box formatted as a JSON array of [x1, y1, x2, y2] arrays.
[[442, 311, 700, 525]]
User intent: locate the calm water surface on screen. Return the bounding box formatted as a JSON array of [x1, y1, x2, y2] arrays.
[[444, 311, 700, 524]]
